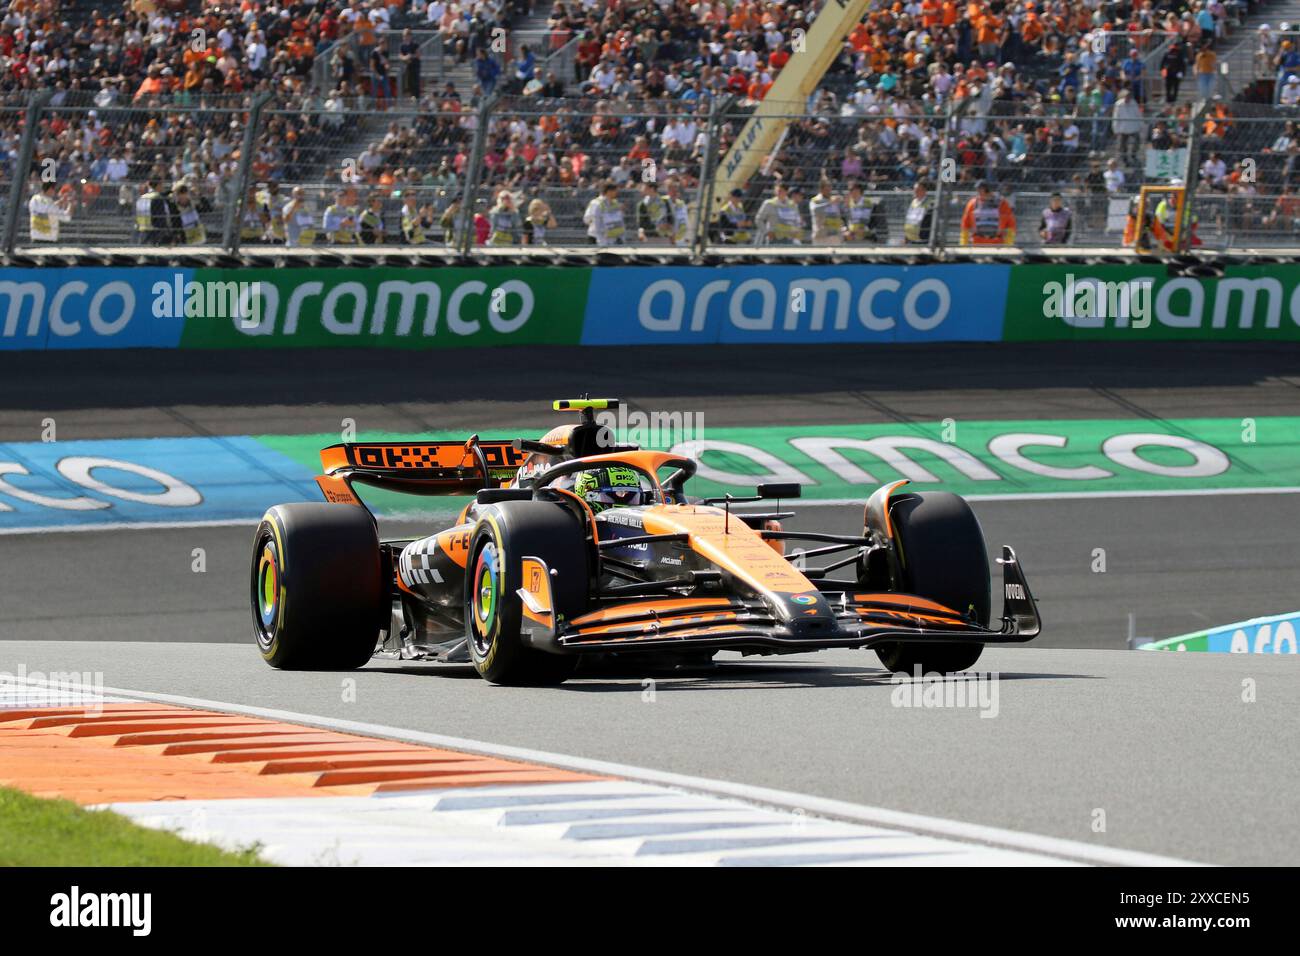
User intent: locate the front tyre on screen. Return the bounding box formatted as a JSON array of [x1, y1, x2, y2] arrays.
[[251, 503, 385, 670], [466, 503, 585, 686], [874, 491, 989, 675]]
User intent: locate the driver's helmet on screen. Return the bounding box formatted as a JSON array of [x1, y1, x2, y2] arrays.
[[572, 465, 649, 513]]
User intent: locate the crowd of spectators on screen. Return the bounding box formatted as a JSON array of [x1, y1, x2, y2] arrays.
[[3, 0, 1298, 247], [7, 0, 460, 243]]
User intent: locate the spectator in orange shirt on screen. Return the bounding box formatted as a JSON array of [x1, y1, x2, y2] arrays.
[[730, 2, 756, 33], [133, 64, 165, 101], [1194, 43, 1217, 100], [961, 181, 1017, 245], [1022, 13, 1044, 47], [977, 12, 1003, 61]]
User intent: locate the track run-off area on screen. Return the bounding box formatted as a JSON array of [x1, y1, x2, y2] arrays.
[[1, 342, 1298, 865]]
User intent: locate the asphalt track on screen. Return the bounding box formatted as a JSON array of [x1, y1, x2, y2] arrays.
[[6, 640, 1296, 865], [1, 342, 1298, 865], [4, 341, 1300, 439]]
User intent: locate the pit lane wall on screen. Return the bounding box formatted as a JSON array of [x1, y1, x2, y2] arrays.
[[5, 263, 1300, 349], [1140, 611, 1300, 654]]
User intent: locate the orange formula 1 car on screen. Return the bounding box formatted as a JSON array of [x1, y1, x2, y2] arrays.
[[251, 399, 1040, 685]]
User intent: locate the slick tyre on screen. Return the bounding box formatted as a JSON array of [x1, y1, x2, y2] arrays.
[[251, 503, 386, 670], [466, 502, 586, 686], [874, 491, 990, 675]]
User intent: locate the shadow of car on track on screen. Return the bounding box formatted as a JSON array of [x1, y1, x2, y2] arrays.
[[359, 659, 1101, 692]]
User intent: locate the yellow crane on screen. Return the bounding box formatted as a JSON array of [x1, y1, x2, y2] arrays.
[[709, 0, 873, 216]]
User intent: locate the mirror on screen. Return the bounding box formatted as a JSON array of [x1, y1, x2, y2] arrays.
[[757, 483, 802, 500]]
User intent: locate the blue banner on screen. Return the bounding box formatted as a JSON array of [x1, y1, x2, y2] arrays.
[[2, 263, 1013, 349], [581, 264, 1010, 345], [0, 268, 190, 350], [0, 437, 315, 531], [1203, 613, 1300, 654]]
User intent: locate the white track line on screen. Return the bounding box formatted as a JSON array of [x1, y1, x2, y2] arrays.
[[10, 677, 1205, 867], [101, 785, 1072, 867], [3, 484, 1299, 536]]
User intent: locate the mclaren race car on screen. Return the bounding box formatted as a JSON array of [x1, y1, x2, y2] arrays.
[[251, 399, 1041, 684]]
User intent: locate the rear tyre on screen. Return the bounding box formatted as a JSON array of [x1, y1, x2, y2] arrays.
[[251, 503, 385, 670], [874, 492, 989, 675], [466, 502, 586, 686]]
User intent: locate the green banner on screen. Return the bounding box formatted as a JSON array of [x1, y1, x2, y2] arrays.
[[670, 416, 1300, 500], [1141, 632, 1211, 652], [178, 267, 590, 348], [255, 416, 1300, 505], [1004, 264, 1300, 341]]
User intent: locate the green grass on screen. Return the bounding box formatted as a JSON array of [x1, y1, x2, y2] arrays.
[[0, 787, 270, 866]]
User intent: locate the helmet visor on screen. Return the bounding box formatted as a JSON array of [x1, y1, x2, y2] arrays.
[[589, 485, 645, 507]]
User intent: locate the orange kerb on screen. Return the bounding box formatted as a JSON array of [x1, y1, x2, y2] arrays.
[[0, 702, 602, 804]]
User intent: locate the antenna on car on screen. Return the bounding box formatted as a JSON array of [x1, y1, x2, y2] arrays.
[[724, 493, 731, 534], [554, 397, 619, 425]]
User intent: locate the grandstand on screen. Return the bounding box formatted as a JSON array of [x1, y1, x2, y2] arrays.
[[2, 0, 1297, 253]]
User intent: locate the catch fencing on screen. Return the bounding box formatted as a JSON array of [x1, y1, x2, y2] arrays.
[[5, 88, 1300, 256]]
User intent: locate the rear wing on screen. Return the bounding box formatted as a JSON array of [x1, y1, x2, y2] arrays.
[[317, 439, 528, 503]]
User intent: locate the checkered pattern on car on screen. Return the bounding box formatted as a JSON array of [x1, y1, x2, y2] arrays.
[[353, 445, 452, 470], [399, 538, 445, 588]]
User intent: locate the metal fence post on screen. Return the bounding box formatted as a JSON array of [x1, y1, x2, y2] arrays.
[[929, 99, 958, 254], [1179, 99, 1208, 252], [3, 90, 54, 254], [457, 90, 497, 255], [693, 94, 731, 257], [224, 91, 273, 255]]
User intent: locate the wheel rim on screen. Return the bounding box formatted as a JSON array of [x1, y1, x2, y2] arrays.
[[252, 535, 281, 649], [471, 541, 499, 654]]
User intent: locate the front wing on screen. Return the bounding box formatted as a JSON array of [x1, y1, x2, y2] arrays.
[[520, 546, 1041, 656]]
